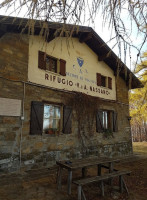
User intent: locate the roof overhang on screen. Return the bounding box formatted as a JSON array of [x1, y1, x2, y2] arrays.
[[0, 15, 143, 89]]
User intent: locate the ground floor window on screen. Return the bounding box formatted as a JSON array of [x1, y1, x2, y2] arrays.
[[43, 104, 61, 134], [96, 110, 118, 133], [30, 101, 72, 135]]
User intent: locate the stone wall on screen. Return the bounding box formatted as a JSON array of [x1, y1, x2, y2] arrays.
[[0, 33, 132, 173]]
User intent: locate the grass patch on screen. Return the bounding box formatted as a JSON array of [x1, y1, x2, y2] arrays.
[[133, 142, 147, 154]]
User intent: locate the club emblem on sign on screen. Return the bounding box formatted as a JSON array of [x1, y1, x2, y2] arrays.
[[77, 57, 84, 67]]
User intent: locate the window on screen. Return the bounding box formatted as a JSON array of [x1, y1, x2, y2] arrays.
[[30, 101, 72, 135], [38, 51, 66, 76], [101, 76, 106, 87], [96, 110, 118, 132], [96, 73, 112, 89], [45, 56, 57, 73], [43, 104, 61, 134]]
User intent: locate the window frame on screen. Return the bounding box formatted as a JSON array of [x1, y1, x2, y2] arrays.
[[96, 109, 118, 133], [38, 51, 66, 76], [96, 73, 112, 89], [101, 75, 107, 88], [30, 101, 72, 135], [43, 103, 62, 135]]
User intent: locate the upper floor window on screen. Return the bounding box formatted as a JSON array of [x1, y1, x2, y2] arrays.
[[96, 73, 112, 89], [38, 51, 66, 76], [101, 75, 106, 87], [46, 56, 57, 73]]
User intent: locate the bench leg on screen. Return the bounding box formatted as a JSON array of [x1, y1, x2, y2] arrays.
[[68, 170, 72, 195], [122, 177, 129, 195], [109, 162, 114, 185], [78, 185, 82, 200], [57, 166, 62, 190], [101, 180, 104, 196], [82, 188, 87, 200], [119, 175, 123, 193]]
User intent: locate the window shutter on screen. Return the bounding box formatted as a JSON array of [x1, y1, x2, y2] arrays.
[[96, 110, 103, 132], [38, 51, 46, 70], [63, 106, 72, 134], [113, 112, 118, 132], [60, 59, 66, 76], [96, 73, 101, 86], [108, 77, 112, 89], [30, 101, 44, 135]]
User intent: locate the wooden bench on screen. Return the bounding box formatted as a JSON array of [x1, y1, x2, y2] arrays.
[[73, 170, 131, 200]]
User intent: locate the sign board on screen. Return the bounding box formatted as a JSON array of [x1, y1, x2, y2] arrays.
[[0, 98, 21, 116], [28, 36, 116, 100]]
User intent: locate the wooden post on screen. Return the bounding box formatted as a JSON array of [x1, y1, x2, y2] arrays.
[[119, 175, 123, 193], [57, 167, 62, 190], [78, 185, 82, 200], [82, 188, 87, 200], [68, 170, 72, 195], [109, 162, 113, 185], [101, 180, 104, 196]]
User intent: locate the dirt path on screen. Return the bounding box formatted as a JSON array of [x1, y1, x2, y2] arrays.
[[0, 154, 147, 200]]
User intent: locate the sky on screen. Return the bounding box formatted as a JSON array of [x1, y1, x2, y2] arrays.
[[0, 0, 146, 72]]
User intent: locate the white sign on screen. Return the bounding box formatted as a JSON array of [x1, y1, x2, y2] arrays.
[[0, 98, 21, 116]]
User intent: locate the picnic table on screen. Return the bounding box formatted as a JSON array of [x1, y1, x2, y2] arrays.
[[56, 156, 124, 195]]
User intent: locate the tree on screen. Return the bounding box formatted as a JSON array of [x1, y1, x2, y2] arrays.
[[0, 0, 146, 64], [129, 51, 147, 141]]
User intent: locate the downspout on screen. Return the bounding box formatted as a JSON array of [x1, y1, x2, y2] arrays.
[[19, 82, 25, 170]]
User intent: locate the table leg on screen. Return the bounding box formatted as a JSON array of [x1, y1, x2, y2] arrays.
[[57, 166, 62, 190], [119, 175, 123, 193], [109, 162, 114, 185], [78, 185, 82, 200], [68, 170, 72, 195], [97, 164, 101, 176], [101, 180, 104, 196]]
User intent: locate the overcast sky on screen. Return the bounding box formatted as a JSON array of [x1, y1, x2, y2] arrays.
[[0, 1, 146, 72]]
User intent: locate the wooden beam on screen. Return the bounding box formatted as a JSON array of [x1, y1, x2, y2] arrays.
[[79, 32, 92, 43], [98, 54, 108, 61], [46, 30, 56, 43], [98, 51, 112, 61], [0, 24, 7, 38]]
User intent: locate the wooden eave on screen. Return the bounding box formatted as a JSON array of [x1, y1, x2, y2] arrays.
[[0, 15, 143, 89]]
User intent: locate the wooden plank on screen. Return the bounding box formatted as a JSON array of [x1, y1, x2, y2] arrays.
[[56, 157, 122, 170], [73, 171, 131, 186]]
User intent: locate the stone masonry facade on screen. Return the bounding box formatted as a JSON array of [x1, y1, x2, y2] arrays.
[[0, 33, 132, 173]]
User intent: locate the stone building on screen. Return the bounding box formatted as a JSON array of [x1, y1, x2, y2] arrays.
[[0, 15, 142, 173]]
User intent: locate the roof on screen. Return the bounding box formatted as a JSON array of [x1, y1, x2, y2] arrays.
[[0, 15, 143, 89]]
